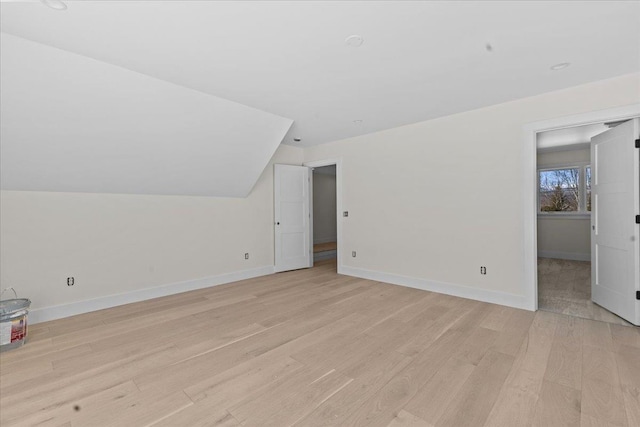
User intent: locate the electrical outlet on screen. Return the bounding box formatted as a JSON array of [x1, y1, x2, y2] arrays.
[[244, 253, 249, 260], [67, 277, 75, 286], [352, 251, 356, 258], [480, 266, 487, 275]]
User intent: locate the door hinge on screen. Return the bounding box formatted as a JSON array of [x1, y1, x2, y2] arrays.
[[636, 138, 640, 148], [637, 290, 640, 300]]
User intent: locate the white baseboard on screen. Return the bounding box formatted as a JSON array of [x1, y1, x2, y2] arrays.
[[28, 266, 275, 324], [314, 250, 337, 262], [538, 251, 590, 262], [340, 266, 530, 311]]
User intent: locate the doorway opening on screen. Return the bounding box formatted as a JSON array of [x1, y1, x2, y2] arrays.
[[305, 159, 343, 273], [273, 159, 343, 274], [536, 123, 630, 326], [311, 165, 337, 264], [524, 107, 640, 327]]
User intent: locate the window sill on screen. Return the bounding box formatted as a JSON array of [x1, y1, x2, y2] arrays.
[[537, 213, 591, 220]]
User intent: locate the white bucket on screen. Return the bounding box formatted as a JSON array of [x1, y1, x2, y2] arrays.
[[0, 288, 31, 352]]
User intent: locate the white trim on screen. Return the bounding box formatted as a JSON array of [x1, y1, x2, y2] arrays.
[[304, 158, 344, 274], [538, 251, 591, 262], [308, 167, 314, 268], [341, 266, 529, 310], [522, 103, 640, 312], [28, 266, 275, 324], [538, 162, 590, 171]]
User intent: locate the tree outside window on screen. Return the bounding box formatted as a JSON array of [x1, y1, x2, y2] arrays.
[[539, 168, 580, 212]]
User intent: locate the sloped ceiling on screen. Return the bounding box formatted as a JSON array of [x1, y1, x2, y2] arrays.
[[0, 34, 293, 197], [2, 1, 638, 148], [1, 1, 639, 197]]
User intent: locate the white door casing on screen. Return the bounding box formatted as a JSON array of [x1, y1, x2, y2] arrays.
[[591, 118, 640, 325], [274, 164, 311, 272]]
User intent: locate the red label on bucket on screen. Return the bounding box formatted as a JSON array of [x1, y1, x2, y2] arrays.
[[11, 319, 26, 342], [1, 318, 27, 346]]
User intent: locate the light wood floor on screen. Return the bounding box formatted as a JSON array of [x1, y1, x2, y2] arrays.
[[1, 260, 639, 426], [538, 257, 632, 327]]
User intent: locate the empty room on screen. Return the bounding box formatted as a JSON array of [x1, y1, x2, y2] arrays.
[[1, 1, 639, 426]]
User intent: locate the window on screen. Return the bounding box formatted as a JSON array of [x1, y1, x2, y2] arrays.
[[538, 165, 591, 214]]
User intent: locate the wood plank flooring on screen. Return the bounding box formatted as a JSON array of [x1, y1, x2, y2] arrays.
[[313, 242, 337, 253], [1, 260, 638, 426]]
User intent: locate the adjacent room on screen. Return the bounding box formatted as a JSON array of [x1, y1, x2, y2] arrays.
[[312, 165, 338, 264], [535, 123, 634, 326], [1, 1, 639, 426], [536, 121, 638, 328]]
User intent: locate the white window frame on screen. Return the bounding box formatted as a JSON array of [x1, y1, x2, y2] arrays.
[[537, 161, 591, 218]]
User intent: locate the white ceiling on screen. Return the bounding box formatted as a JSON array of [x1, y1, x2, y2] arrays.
[[2, 1, 639, 148], [0, 33, 292, 197]]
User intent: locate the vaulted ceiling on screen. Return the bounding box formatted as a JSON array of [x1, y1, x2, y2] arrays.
[[1, 1, 639, 196], [0, 33, 293, 197]]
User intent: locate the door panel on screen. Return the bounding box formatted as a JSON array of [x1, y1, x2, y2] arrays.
[[274, 164, 311, 272], [591, 118, 640, 325]]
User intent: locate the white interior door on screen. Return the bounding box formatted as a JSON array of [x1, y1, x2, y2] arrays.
[[591, 118, 640, 325], [274, 164, 311, 272]]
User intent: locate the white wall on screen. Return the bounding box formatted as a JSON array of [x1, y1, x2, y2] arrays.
[[2, 74, 639, 322], [537, 218, 591, 261], [537, 147, 590, 166], [313, 171, 337, 244], [304, 74, 640, 307], [0, 145, 303, 321], [537, 147, 591, 261]]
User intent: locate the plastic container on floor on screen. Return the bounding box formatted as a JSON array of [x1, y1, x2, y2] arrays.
[[0, 288, 31, 352]]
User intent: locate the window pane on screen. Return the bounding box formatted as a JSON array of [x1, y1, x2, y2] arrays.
[[539, 168, 580, 212], [586, 166, 591, 212]]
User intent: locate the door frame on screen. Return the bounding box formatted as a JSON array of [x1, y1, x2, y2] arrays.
[[522, 104, 640, 311], [304, 158, 343, 274]]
